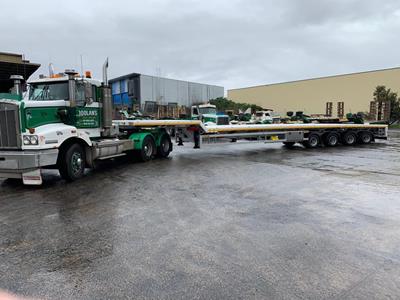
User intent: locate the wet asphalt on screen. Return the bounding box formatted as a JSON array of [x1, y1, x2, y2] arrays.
[[1, 135, 400, 300]]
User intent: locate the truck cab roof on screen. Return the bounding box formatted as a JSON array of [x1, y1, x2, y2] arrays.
[[198, 103, 216, 108], [28, 76, 102, 87]]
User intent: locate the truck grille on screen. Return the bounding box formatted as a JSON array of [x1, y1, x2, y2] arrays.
[[0, 102, 21, 149], [217, 116, 230, 125]]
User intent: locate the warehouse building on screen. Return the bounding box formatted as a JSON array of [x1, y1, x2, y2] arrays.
[[110, 73, 224, 118], [228, 67, 400, 120], [0, 52, 40, 93]]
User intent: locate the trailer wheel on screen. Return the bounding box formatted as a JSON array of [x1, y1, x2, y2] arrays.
[[138, 135, 156, 161], [323, 132, 339, 147], [157, 134, 172, 158], [283, 142, 295, 148], [342, 131, 357, 146], [58, 143, 85, 181], [303, 133, 320, 148], [358, 131, 373, 144]]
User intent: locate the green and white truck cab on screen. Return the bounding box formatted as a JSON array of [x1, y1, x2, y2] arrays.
[[191, 103, 230, 126], [0, 68, 174, 185]]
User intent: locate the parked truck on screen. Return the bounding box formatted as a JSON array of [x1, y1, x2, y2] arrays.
[[0, 63, 388, 185], [191, 103, 230, 125]]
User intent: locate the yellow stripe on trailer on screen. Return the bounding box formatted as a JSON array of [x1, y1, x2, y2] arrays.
[[114, 120, 202, 127]]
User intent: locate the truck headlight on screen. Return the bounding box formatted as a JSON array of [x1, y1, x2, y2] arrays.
[[30, 135, 39, 145], [23, 135, 39, 145]]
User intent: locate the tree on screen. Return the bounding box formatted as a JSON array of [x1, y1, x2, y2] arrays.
[[210, 97, 263, 113], [373, 86, 400, 123]]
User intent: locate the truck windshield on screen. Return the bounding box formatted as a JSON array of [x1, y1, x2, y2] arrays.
[[199, 107, 217, 115], [29, 82, 69, 100]]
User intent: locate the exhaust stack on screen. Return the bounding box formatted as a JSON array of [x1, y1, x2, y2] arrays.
[[102, 58, 109, 86], [65, 69, 78, 107], [10, 75, 24, 97], [101, 58, 114, 137]]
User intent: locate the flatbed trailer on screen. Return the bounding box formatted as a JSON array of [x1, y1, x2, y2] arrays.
[[114, 119, 388, 148]]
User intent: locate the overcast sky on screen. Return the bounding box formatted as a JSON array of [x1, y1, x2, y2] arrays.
[[1, 0, 400, 90]]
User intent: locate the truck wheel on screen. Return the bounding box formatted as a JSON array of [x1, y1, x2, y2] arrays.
[[358, 131, 373, 144], [342, 131, 357, 146], [138, 135, 156, 161], [323, 132, 339, 147], [283, 142, 295, 148], [157, 134, 172, 158], [59, 143, 85, 181], [303, 133, 320, 148]]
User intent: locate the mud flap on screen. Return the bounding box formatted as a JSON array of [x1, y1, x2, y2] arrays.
[[22, 169, 43, 185]]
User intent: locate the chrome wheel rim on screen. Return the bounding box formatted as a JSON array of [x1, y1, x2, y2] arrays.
[[329, 136, 337, 145], [71, 152, 83, 175], [310, 136, 318, 147], [144, 142, 153, 157], [347, 135, 355, 144], [363, 134, 371, 143]]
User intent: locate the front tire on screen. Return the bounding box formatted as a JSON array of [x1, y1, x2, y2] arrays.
[[58, 143, 85, 181]]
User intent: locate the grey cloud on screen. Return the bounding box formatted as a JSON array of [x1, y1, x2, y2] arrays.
[[1, 0, 400, 90]]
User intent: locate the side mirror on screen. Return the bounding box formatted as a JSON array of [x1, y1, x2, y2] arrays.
[[84, 82, 93, 104]]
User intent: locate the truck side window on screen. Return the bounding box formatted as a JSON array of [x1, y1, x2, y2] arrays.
[[75, 82, 85, 106]]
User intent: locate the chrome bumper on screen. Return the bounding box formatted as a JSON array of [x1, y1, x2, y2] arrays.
[[0, 149, 58, 178]]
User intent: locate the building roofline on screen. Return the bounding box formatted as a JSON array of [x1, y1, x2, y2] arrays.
[[110, 72, 224, 89], [228, 66, 400, 91], [0, 51, 21, 57], [109, 72, 141, 83]]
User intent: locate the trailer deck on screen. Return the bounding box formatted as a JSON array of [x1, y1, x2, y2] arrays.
[[113, 119, 387, 135]]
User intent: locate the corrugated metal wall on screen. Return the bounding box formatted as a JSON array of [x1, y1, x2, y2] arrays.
[[139, 75, 223, 107]]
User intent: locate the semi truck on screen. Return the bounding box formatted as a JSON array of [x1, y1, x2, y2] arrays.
[[191, 103, 230, 125], [0, 64, 388, 185]]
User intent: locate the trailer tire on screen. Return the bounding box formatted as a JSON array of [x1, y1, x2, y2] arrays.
[[358, 131, 373, 144], [303, 133, 320, 148], [138, 135, 156, 162], [157, 134, 172, 158], [58, 143, 85, 182], [283, 142, 295, 148], [323, 132, 339, 147], [342, 131, 357, 146]]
